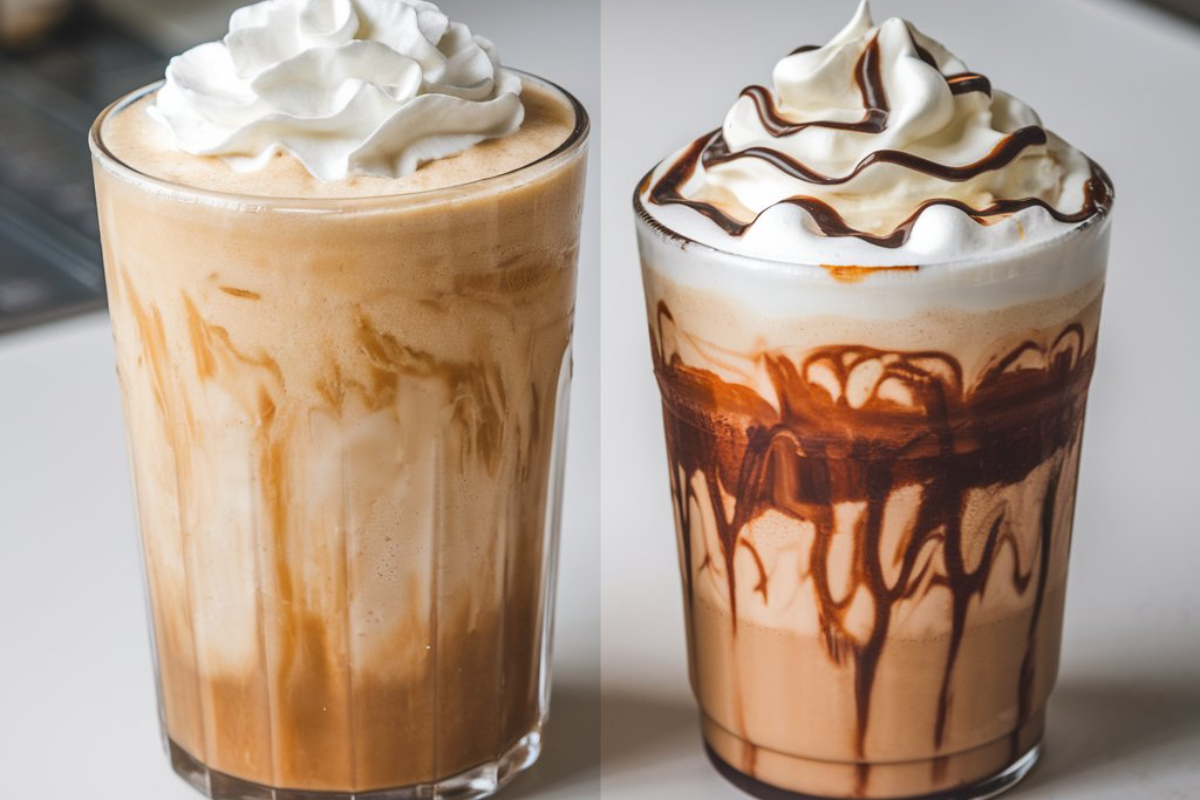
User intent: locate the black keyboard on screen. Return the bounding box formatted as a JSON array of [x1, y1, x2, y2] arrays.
[[0, 9, 164, 333]]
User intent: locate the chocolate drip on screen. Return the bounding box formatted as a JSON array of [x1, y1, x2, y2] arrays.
[[741, 36, 889, 139], [739, 85, 877, 138], [856, 34, 889, 128], [909, 23, 939, 66], [946, 72, 992, 97], [744, 32, 993, 141], [907, 27, 993, 99], [651, 302, 1094, 762], [647, 133, 743, 238]]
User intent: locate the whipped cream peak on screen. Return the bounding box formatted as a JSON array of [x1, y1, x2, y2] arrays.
[[644, 1, 1112, 265], [151, 0, 525, 182]]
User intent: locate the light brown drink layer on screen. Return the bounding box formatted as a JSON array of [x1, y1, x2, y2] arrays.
[[642, 254, 1105, 798], [95, 82, 584, 792]]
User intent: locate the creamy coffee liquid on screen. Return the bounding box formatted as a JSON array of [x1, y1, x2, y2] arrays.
[[94, 12, 586, 790], [636, 3, 1112, 798]]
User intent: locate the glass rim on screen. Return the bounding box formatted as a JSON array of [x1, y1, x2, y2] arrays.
[[632, 165, 1112, 277], [89, 68, 589, 211]]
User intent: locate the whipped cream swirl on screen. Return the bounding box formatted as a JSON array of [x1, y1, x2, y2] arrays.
[[645, 1, 1112, 264], [151, 0, 524, 181]]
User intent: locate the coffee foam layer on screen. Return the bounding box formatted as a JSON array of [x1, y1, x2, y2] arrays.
[[102, 78, 574, 199], [637, 207, 1109, 323]]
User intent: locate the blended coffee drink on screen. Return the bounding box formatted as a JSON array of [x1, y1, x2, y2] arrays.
[[635, 4, 1111, 799], [90, 1, 587, 798]]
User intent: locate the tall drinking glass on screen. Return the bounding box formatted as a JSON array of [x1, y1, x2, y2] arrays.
[[635, 185, 1110, 799], [91, 74, 587, 800]]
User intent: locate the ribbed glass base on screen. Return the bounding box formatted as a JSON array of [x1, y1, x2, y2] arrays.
[[704, 740, 1040, 800], [168, 731, 541, 800]]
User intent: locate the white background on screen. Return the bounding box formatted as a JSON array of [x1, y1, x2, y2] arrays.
[[0, 1, 600, 798], [600, 1, 1200, 799]]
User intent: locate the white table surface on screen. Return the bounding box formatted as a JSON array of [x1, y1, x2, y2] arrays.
[[599, 1, 1200, 799], [0, 1, 600, 798]]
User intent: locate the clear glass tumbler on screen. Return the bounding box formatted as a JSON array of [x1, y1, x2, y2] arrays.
[[90, 74, 587, 800], [635, 186, 1110, 799]]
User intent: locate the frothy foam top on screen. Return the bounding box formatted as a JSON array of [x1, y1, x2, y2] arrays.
[[102, 79, 575, 199], [641, 1, 1113, 266], [149, 0, 526, 182]]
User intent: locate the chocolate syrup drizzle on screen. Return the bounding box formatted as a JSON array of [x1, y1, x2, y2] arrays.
[[908, 29, 993, 98], [649, 35, 1113, 249], [651, 302, 1096, 771], [701, 124, 1048, 187]]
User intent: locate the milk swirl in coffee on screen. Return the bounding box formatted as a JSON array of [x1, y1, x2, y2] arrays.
[[635, 4, 1112, 798]]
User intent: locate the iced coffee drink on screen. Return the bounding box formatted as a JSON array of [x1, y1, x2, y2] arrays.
[[90, 1, 587, 797], [635, 3, 1112, 799]]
